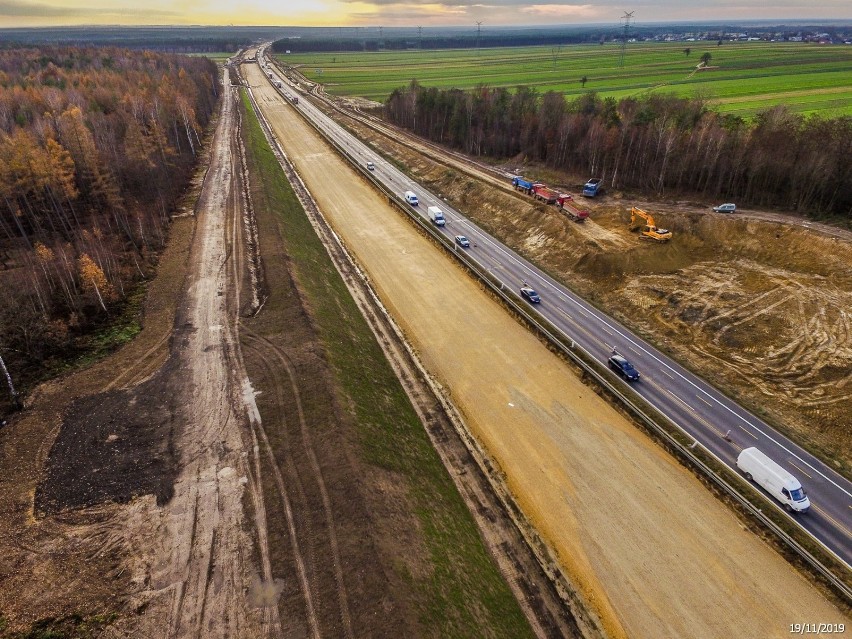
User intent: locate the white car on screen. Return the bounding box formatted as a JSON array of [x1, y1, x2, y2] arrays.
[[713, 203, 736, 213], [366, 161, 375, 171]]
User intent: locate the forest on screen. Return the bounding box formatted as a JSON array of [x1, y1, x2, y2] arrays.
[[0, 46, 218, 410], [385, 82, 852, 218]]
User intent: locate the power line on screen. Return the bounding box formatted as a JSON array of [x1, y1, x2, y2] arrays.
[[619, 11, 634, 68], [476, 21, 483, 51]]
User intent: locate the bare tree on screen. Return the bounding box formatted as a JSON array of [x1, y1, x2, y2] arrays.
[[0, 351, 21, 409]]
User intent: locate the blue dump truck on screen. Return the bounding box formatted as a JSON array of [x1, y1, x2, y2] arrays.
[[582, 177, 602, 197], [512, 176, 535, 193]]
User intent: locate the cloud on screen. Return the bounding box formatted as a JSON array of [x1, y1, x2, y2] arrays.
[[519, 4, 600, 17], [0, 0, 177, 18], [340, 0, 630, 6], [0, 0, 91, 16]]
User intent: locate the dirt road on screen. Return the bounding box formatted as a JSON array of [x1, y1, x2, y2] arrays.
[[110, 69, 283, 637], [245, 63, 847, 638], [0, 69, 284, 636]]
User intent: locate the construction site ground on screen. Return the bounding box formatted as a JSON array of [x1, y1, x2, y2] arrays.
[[250, 65, 847, 638], [0, 58, 848, 639]]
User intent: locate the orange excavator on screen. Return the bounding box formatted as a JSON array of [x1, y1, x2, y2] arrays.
[[630, 207, 672, 242]]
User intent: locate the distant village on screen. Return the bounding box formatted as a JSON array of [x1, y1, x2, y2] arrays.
[[633, 28, 852, 45]]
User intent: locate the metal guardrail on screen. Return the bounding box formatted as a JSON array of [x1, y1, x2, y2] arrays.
[[248, 54, 852, 603]]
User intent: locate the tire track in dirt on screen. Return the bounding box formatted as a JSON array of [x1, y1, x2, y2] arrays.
[[229, 88, 320, 638], [223, 83, 286, 638], [241, 327, 355, 639], [241, 332, 322, 634], [103, 332, 171, 391]]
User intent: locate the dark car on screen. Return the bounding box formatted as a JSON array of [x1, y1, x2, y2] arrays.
[[608, 354, 640, 381], [712, 203, 736, 213], [454, 235, 471, 248], [520, 286, 541, 304]]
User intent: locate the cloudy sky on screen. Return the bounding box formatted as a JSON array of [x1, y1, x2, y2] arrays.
[[2, 0, 850, 27]]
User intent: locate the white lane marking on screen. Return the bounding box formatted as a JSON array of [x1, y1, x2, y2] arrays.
[[811, 504, 852, 539], [665, 389, 695, 413], [554, 307, 573, 322], [697, 395, 713, 407], [788, 460, 812, 479], [738, 425, 759, 440]]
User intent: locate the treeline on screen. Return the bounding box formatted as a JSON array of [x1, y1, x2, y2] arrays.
[[274, 33, 604, 53], [270, 23, 851, 53], [0, 26, 285, 52], [0, 46, 218, 408], [385, 82, 852, 217]]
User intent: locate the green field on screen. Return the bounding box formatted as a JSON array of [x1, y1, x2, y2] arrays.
[[278, 42, 852, 117], [194, 52, 234, 62]]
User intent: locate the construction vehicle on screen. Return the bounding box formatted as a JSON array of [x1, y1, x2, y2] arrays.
[[512, 177, 587, 219], [531, 183, 558, 204], [630, 207, 672, 242], [511, 176, 534, 193], [583, 178, 603, 197], [557, 194, 589, 222]]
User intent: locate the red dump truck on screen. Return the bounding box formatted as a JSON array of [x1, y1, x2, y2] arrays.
[[531, 183, 558, 204], [557, 194, 589, 222], [511, 177, 587, 220]]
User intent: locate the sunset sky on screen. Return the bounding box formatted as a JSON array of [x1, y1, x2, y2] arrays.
[[2, 0, 850, 28]]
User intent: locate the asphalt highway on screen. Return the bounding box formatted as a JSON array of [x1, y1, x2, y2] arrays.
[[254, 50, 852, 571]]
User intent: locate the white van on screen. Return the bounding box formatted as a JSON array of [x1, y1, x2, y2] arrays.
[[427, 206, 446, 226], [736, 447, 810, 513], [404, 191, 419, 206]]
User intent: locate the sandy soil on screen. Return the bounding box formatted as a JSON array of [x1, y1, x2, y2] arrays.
[[247, 65, 848, 638]]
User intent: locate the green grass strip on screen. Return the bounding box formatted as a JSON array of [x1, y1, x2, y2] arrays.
[[239, 88, 534, 638], [280, 41, 852, 117]]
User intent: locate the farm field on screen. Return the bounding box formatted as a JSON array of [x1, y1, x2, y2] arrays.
[[277, 42, 852, 117], [195, 52, 234, 62]]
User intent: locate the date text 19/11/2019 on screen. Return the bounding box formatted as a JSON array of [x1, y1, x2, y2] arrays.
[[790, 624, 845, 634]]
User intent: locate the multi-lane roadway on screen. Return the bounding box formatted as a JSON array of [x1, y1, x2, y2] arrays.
[[251, 48, 852, 572]]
